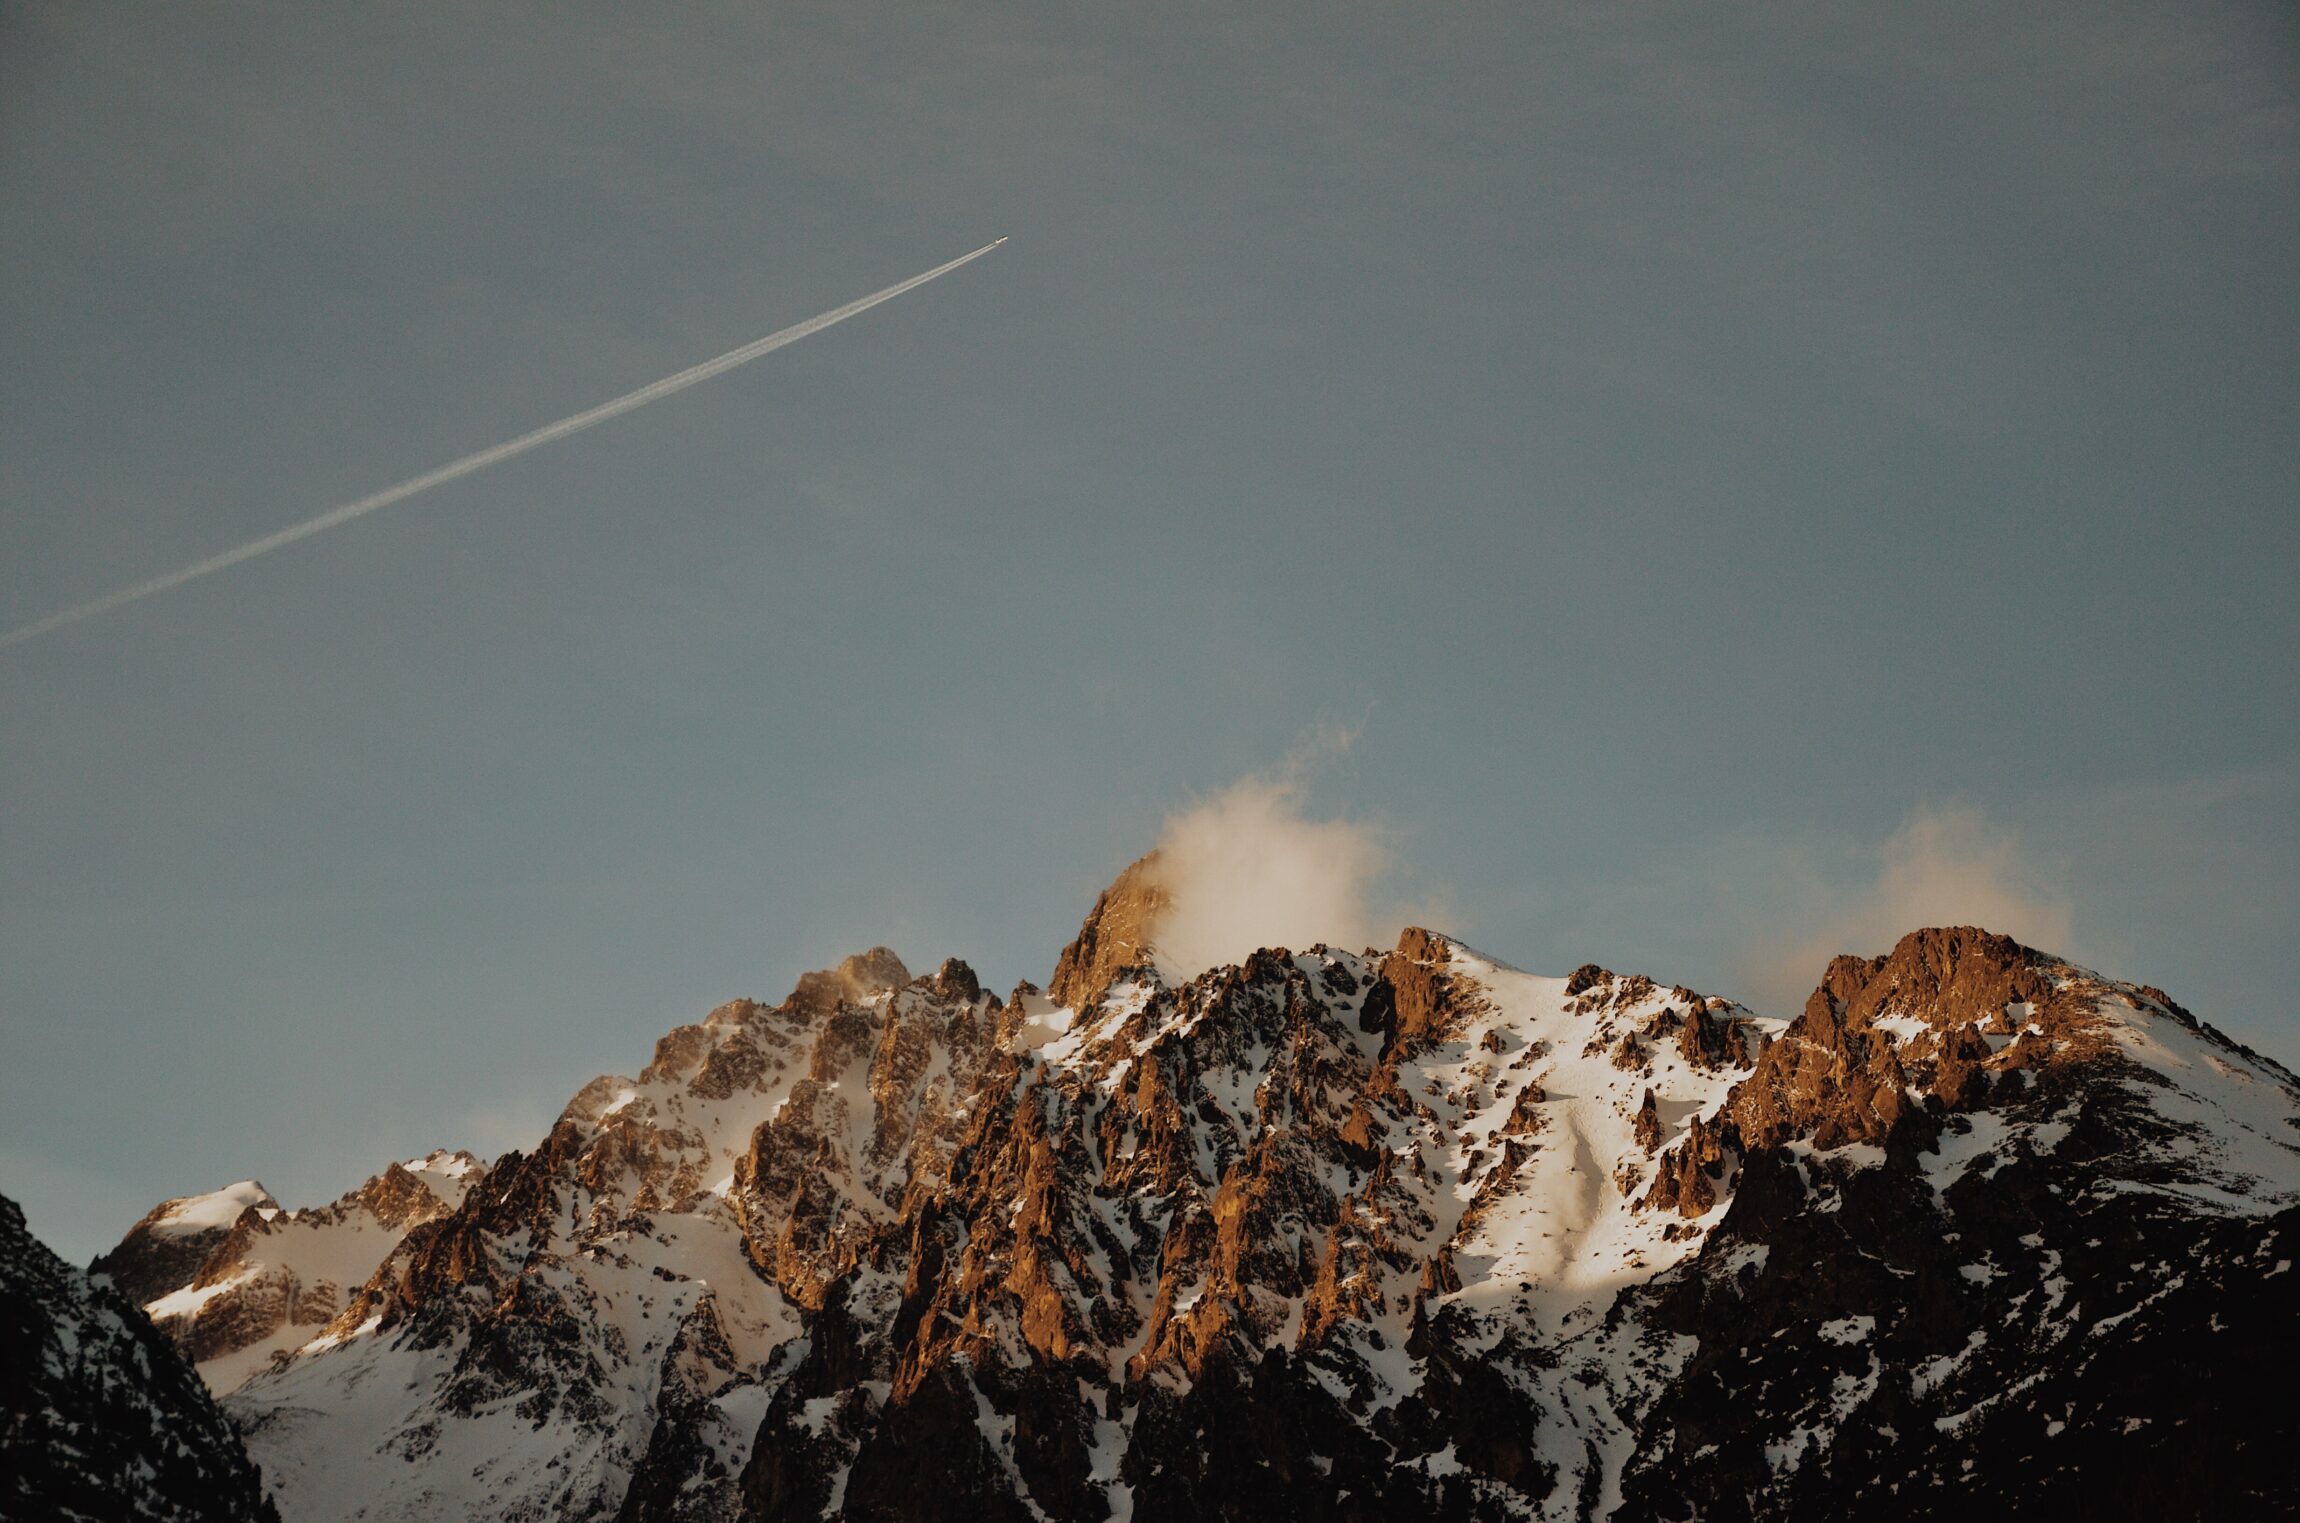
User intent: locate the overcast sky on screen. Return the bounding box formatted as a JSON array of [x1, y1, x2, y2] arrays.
[[3, 0, 2295, 1262]]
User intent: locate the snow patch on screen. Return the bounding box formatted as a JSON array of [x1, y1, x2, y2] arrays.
[[150, 1181, 274, 1237]]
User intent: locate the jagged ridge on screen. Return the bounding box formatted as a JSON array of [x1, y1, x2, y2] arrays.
[[82, 896, 2300, 1522]]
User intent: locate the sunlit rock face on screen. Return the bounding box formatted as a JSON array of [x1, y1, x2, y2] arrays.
[[78, 876, 2300, 1522], [1046, 852, 1170, 1013]]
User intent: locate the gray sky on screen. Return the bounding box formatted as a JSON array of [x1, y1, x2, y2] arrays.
[[3, 0, 2294, 1263]]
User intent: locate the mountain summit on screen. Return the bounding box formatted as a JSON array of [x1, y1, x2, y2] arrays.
[[1047, 851, 1172, 1011], [57, 870, 2300, 1522]]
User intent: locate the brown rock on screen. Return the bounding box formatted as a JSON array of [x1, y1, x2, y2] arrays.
[[1048, 854, 1171, 1012], [1677, 1004, 1733, 1071], [1634, 1088, 1664, 1155], [1640, 1112, 1731, 1218], [1499, 1080, 1548, 1137], [1931, 1022, 1994, 1111], [1374, 926, 1471, 1054]]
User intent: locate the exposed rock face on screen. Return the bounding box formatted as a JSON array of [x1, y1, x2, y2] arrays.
[[731, 931, 1779, 1523], [2, 1190, 279, 1523], [97, 883, 2300, 1522], [1047, 853, 1170, 1012]]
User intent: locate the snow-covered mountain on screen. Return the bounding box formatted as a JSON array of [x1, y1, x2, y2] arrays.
[[2, 1189, 278, 1522], [69, 859, 2300, 1520], [93, 1151, 482, 1394]]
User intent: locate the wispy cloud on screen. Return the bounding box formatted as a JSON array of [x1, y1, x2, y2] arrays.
[[1736, 802, 2075, 1013], [1144, 735, 1424, 979]]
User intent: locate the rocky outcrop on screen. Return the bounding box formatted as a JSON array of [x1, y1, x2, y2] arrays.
[[1047, 853, 1170, 1012], [3, 1190, 279, 1523]]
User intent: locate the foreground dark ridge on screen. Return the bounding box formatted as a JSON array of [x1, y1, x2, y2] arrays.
[[2, 1190, 279, 1523], [53, 890, 2300, 1521]]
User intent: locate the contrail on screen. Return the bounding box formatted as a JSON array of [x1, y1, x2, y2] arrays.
[[1, 238, 1008, 653]]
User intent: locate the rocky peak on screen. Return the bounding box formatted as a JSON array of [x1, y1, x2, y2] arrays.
[[787, 946, 912, 1013], [930, 957, 981, 1002], [210, 945, 1015, 1522], [1835, 924, 2056, 1030], [1048, 852, 1171, 1011], [1726, 925, 2120, 1155], [632, 949, 920, 1099], [352, 1153, 476, 1231], [1618, 931, 2300, 1518], [1364, 924, 1470, 1052]]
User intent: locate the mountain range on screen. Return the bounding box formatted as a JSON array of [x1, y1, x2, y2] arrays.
[[8, 853, 2298, 1520]]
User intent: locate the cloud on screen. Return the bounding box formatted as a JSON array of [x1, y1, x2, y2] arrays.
[[1144, 753, 1411, 980], [459, 1101, 555, 1162], [1737, 802, 2075, 1014]]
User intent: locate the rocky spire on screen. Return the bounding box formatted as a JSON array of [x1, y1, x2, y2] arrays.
[[1047, 852, 1171, 1010]]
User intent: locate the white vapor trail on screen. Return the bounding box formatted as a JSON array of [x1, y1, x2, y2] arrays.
[[1, 238, 1008, 652]]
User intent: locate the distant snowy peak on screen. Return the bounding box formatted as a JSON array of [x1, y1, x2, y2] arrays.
[[224, 947, 998, 1523], [89, 1179, 280, 1307], [393, 1148, 484, 1211], [95, 1148, 486, 1394], [151, 1178, 283, 1236]]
